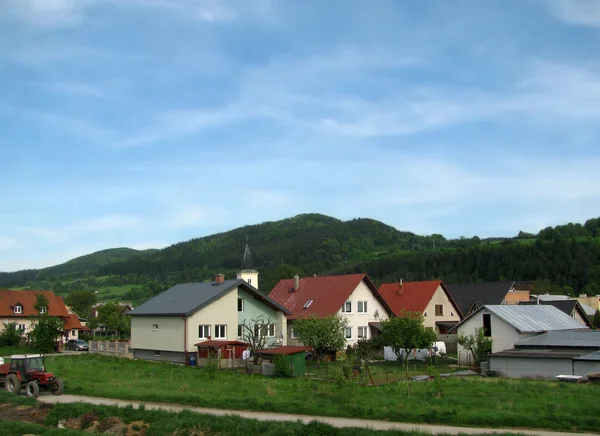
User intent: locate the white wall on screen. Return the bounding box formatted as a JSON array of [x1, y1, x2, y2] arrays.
[[489, 356, 573, 379], [422, 286, 461, 330], [456, 309, 522, 365], [237, 271, 259, 290], [574, 360, 600, 376], [131, 316, 185, 352], [338, 280, 389, 346], [187, 288, 238, 350]]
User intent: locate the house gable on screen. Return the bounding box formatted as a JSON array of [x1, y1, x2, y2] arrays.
[[423, 285, 461, 330]]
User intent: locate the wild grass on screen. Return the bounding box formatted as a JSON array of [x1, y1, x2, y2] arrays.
[[0, 344, 37, 357], [46, 354, 600, 432], [0, 391, 524, 436]]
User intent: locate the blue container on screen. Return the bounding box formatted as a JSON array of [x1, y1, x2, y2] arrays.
[[189, 354, 197, 366]]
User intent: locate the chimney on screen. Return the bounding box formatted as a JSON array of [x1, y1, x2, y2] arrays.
[[214, 274, 225, 285], [293, 274, 300, 291], [398, 278, 403, 296]]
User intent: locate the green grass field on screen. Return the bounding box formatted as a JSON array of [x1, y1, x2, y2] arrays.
[[46, 354, 600, 432], [0, 344, 36, 357]]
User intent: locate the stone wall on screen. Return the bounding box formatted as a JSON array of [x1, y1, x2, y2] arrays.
[[89, 340, 132, 358]]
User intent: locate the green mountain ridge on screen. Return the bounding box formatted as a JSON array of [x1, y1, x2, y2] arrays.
[[1, 214, 599, 304]]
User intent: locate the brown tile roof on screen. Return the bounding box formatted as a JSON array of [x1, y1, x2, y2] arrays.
[[257, 346, 311, 355], [379, 281, 463, 317], [63, 314, 85, 330], [194, 340, 249, 347], [269, 273, 393, 320], [0, 289, 69, 317], [504, 290, 530, 304]]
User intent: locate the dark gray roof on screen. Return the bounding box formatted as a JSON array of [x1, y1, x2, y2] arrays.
[[490, 348, 591, 360], [129, 279, 290, 316], [446, 281, 514, 315], [574, 350, 600, 361], [515, 330, 600, 349]]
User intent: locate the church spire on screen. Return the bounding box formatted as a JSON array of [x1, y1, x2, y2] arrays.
[[241, 238, 254, 271]]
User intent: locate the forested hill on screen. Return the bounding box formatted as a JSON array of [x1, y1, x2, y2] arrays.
[[1, 213, 600, 304]]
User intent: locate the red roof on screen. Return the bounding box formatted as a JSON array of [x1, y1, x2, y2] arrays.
[[379, 281, 445, 315], [257, 346, 310, 355], [64, 314, 85, 330], [0, 289, 69, 318], [194, 340, 248, 347], [269, 273, 392, 319]]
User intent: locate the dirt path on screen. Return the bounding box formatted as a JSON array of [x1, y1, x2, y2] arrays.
[[38, 394, 598, 436]]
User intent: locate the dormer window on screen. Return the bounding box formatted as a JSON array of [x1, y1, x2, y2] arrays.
[[39, 306, 47, 314], [14, 305, 22, 314]]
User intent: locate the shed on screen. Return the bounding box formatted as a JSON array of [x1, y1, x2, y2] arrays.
[[256, 346, 310, 376], [194, 340, 248, 359]]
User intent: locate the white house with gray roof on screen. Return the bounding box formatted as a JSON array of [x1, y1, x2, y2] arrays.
[[129, 268, 290, 364], [452, 305, 587, 366]]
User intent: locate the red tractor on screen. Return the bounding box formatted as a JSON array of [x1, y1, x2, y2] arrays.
[[0, 354, 63, 398]]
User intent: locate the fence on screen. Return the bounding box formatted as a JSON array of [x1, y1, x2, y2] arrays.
[[88, 340, 132, 358]]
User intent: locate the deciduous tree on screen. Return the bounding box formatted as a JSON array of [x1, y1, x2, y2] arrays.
[[240, 316, 274, 364], [457, 327, 493, 370], [65, 290, 97, 318], [293, 314, 348, 363]]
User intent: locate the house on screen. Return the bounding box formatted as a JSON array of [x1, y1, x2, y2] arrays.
[[576, 294, 600, 314], [129, 272, 290, 364], [269, 273, 394, 346], [518, 300, 592, 327], [378, 280, 462, 334], [256, 345, 310, 377], [87, 302, 134, 335], [488, 330, 600, 379], [0, 289, 86, 342], [446, 281, 532, 316], [451, 304, 586, 366]]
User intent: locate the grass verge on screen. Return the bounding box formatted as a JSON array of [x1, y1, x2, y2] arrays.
[[0, 392, 524, 436], [46, 354, 600, 432]]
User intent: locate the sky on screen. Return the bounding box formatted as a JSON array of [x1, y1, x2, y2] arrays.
[[1, 0, 600, 272]]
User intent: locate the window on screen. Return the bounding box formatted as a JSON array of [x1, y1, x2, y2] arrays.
[[71, 329, 76, 336], [215, 325, 227, 339], [291, 327, 297, 339], [423, 311, 428, 317], [482, 314, 492, 337], [39, 306, 47, 314], [17, 324, 25, 331], [342, 301, 352, 313], [435, 305, 444, 316], [154, 350, 161, 357], [259, 324, 275, 337], [357, 326, 368, 339], [247, 278, 252, 285], [238, 298, 244, 312], [237, 324, 243, 338], [198, 325, 210, 339], [357, 301, 368, 313], [345, 327, 352, 340], [152, 324, 159, 331], [14, 305, 22, 314], [303, 300, 313, 308]]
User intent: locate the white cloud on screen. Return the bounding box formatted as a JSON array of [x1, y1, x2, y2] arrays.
[[547, 0, 600, 27]]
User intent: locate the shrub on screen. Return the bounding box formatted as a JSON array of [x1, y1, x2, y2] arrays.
[[273, 355, 292, 378], [0, 323, 22, 347]]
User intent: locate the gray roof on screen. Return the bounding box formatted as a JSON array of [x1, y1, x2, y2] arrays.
[[490, 348, 591, 360], [579, 302, 596, 317], [515, 330, 600, 349], [574, 350, 600, 361], [129, 279, 290, 317], [484, 305, 586, 333], [530, 294, 570, 302]]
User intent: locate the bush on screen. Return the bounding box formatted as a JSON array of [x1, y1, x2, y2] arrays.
[[273, 355, 292, 378], [0, 323, 22, 347]]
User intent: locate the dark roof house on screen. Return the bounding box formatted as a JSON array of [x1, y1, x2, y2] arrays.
[[446, 281, 516, 315], [519, 300, 592, 327]]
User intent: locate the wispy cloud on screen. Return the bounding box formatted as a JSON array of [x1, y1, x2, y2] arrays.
[[76, 215, 143, 232], [547, 0, 600, 27]]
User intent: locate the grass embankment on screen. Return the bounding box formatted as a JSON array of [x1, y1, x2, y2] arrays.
[[0, 392, 523, 436], [47, 355, 600, 432]]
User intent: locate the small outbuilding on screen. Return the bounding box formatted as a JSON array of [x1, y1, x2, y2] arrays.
[[256, 346, 310, 377], [194, 340, 249, 368]]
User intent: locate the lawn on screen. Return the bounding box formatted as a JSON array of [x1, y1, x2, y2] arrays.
[[96, 284, 144, 301], [0, 391, 525, 436], [0, 344, 37, 358], [46, 354, 600, 432]]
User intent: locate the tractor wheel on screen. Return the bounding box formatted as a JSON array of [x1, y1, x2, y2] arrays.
[[25, 381, 39, 398], [6, 374, 21, 394], [51, 378, 64, 395]]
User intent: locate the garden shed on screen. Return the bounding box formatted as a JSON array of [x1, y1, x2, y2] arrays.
[[194, 340, 248, 368], [256, 346, 310, 377]]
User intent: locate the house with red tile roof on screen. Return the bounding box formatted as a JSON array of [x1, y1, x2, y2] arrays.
[[269, 273, 394, 346], [0, 289, 86, 342], [378, 280, 462, 334]]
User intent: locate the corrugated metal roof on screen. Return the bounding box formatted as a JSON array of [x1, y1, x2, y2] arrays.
[[130, 279, 289, 316], [485, 305, 586, 333], [491, 348, 590, 359], [574, 350, 600, 361], [515, 330, 600, 348]]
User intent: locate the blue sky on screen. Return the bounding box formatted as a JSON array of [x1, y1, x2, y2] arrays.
[[1, 0, 600, 272]]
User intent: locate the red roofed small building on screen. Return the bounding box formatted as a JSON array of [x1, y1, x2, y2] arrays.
[[378, 280, 462, 333], [0, 289, 86, 342], [269, 273, 394, 346]]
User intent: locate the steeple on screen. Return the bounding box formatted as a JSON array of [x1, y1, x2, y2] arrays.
[[237, 238, 259, 289], [241, 239, 254, 271]]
